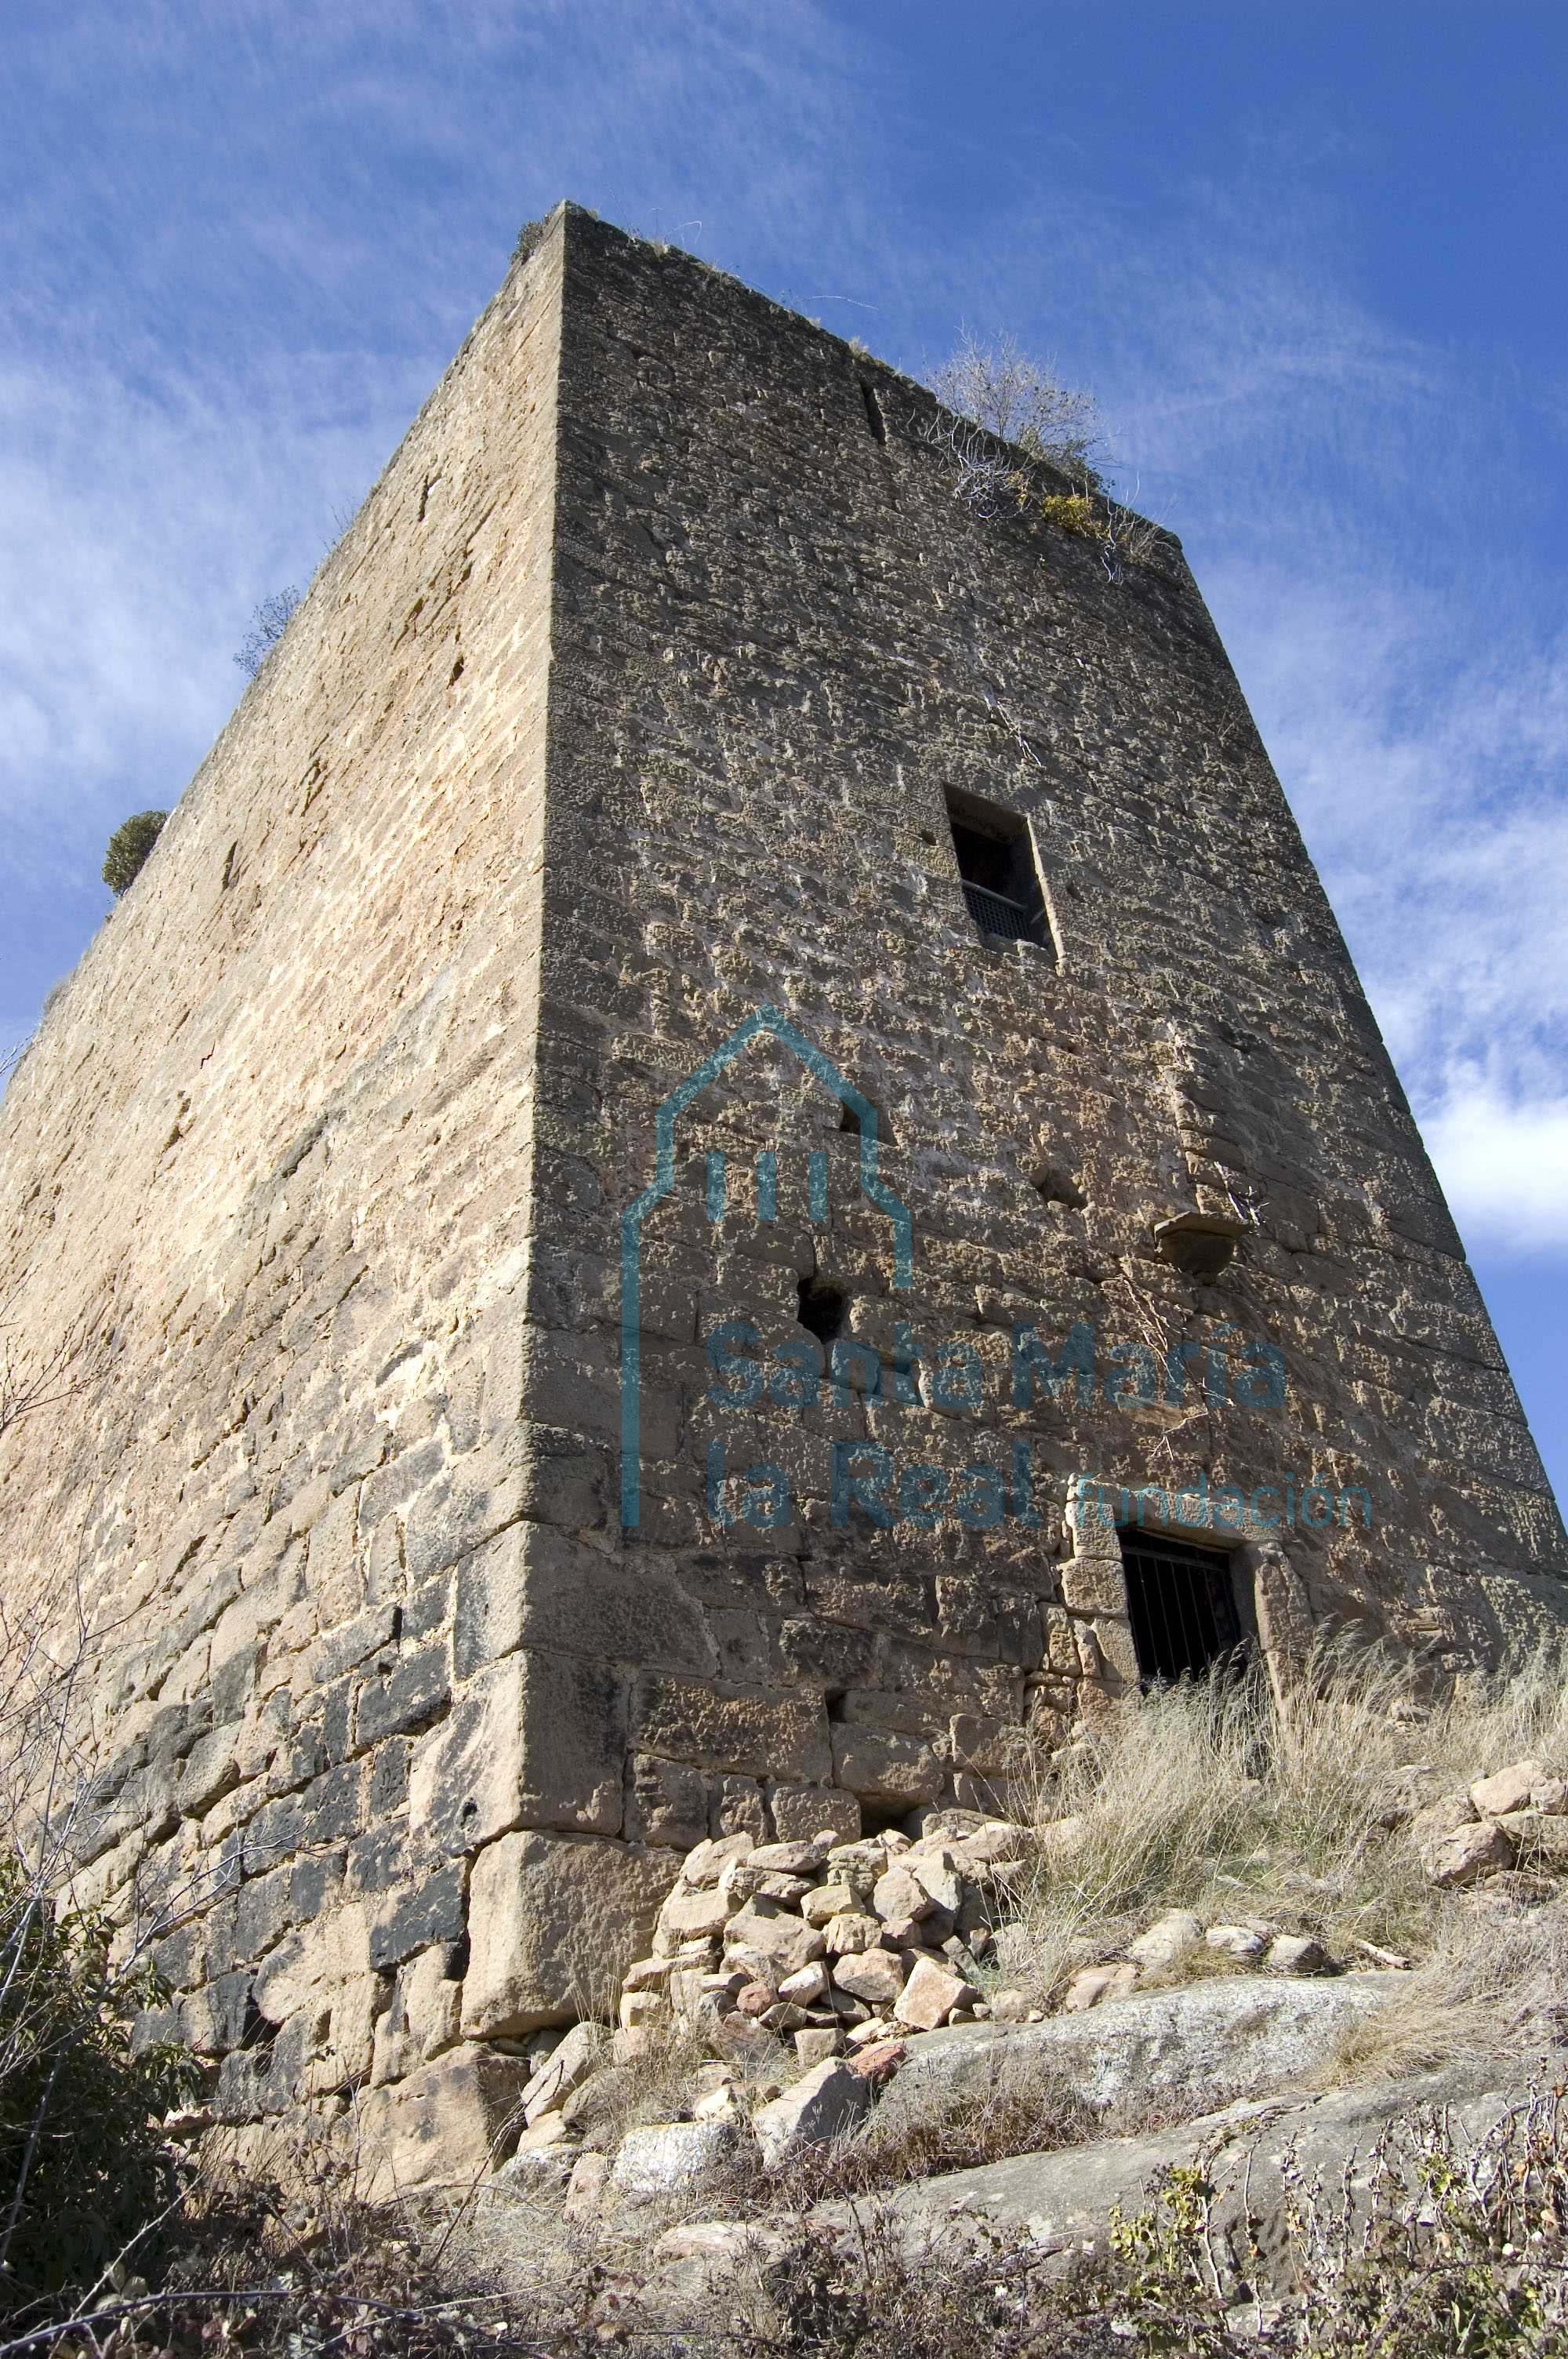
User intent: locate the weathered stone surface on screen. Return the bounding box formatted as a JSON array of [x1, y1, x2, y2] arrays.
[[778, 1961, 829, 2003], [801, 1880, 860, 1928], [869, 2067, 1559, 2274], [769, 1788, 862, 1846], [1127, 1911, 1204, 1971], [631, 1678, 830, 1784], [908, 1848, 966, 1915], [609, 2118, 744, 2201], [723, 1896, 826, 1976], [680, 1834, 757, 1889], [893, 1957, 975, 2030], [463, 1833, 680, 2037], [409, 1652, 623, 1852], [655, 1886, 733, 1946], [355, 2048, 531, 2199], [454, 1523, 711, 1679], [520, 2020, 609, 2123], [1263, 1935, 1334, 1976], [829, 1729, 942, 1808], [1497, 1810, 1568, 1866], [873, 1976, 1404, 2142], [1206, 1925, 1268, 1960], [873, 1866, 933, 1925], [1471, 1760, 1545, 1819], [1421, 1818, 1515, 1887], [562, 2150, 611, 2222], [1064, 1963, 1140, 2012], [753, 2059, 871, 2170], [372, 1946, 464, 2084], [830, 1949, 906, 2008], [1411, 1793, 1477, 1844], [822, 1910, 883, 1954]]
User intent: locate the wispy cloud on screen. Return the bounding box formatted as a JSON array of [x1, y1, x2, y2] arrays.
[[2, 5, 1564, 1287]]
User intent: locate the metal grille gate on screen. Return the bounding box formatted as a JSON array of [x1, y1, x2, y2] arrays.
[[1117, 1528, 1244, 1687]]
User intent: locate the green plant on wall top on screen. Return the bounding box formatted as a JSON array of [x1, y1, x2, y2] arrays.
[[101, 811, 168, 898]]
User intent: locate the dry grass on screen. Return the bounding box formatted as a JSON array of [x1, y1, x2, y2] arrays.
[[769, 2051, 1100, 2208], [1001, 1635, 1568, 2074]]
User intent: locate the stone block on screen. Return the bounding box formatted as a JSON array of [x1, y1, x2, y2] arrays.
[[654, 1885, 732, 1946], [521, 2020, 609, 2122], [830, 1949, 905, 2008], [252, 1901, 372, 2023], [711, 1776, 768, 1838], [609, 2117, 743, 2201], [630, 1675, 831, 1783], [1063, 1962, 1140, 2012], [949, 1713, 1027, 1778], [893, 1957, 975, 2030], [400, 1946, 463, 2061], [1263, 1935, 1334, 1976], [830, 1727, 942, 1808], [753, 2059, 869, 2170], [1127, 1911, 1204, 1971], [354, 1643, 449, 1750], [1471, 1760, 1545, 1819], [1058, 1553, 1128, 1616], [801, 1880, 860, 1927], [680, 1833, 757, 1888], [403, 1446, 524, 1581], [356, 2048, 532, 2199], [626, 1754, 708, 1848], [768, 1785, 862, 1845], [409, 1650, 623, 1852], [453, 1523, 712, 1678], [462, 1831, 680, 2037], [1421, 1818, 1514, 1886], [1497, 1811, 1568, 1866], [722, 1896, 826, 1977], [368, 1863, 466, 1970]]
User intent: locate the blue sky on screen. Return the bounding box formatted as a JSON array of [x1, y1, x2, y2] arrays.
[[2, 2, 1564, 1499]]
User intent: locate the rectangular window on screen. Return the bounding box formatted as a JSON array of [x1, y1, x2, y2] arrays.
[[1117, 1528, 1246, 1687], [943, 789, 1053, 955]]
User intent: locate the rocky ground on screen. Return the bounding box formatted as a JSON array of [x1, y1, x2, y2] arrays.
[[418, 1740, 1568, 2344]]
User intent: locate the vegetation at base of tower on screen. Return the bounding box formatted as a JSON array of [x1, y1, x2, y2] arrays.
[[751, 2110, 1568, 2356], [100, 809, 168, 897], [9, 1640, 1568, 2350], [22, 2087, 1567, 2354], [1004, 1634, 1568, 2062], [0, 1846, 196, 2326], [233, 587, 300, 679]]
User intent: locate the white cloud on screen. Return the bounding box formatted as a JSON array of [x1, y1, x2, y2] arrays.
[[1424, 1085, 1568, 1254]]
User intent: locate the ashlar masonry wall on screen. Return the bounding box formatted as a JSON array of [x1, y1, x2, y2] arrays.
[[0, 219, 607, 2179], [0, 205, 1563, 2186]]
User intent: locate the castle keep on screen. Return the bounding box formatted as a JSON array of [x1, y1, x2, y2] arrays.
[[1, 205, 1563, 2181]]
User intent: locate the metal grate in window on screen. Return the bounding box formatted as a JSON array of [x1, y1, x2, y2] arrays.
[[1117, 1528, 1244, 1686], [961, 881, 1040, 943]]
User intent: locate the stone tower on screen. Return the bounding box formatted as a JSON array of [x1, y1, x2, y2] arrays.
[[0, 204, 1562, 2183]]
